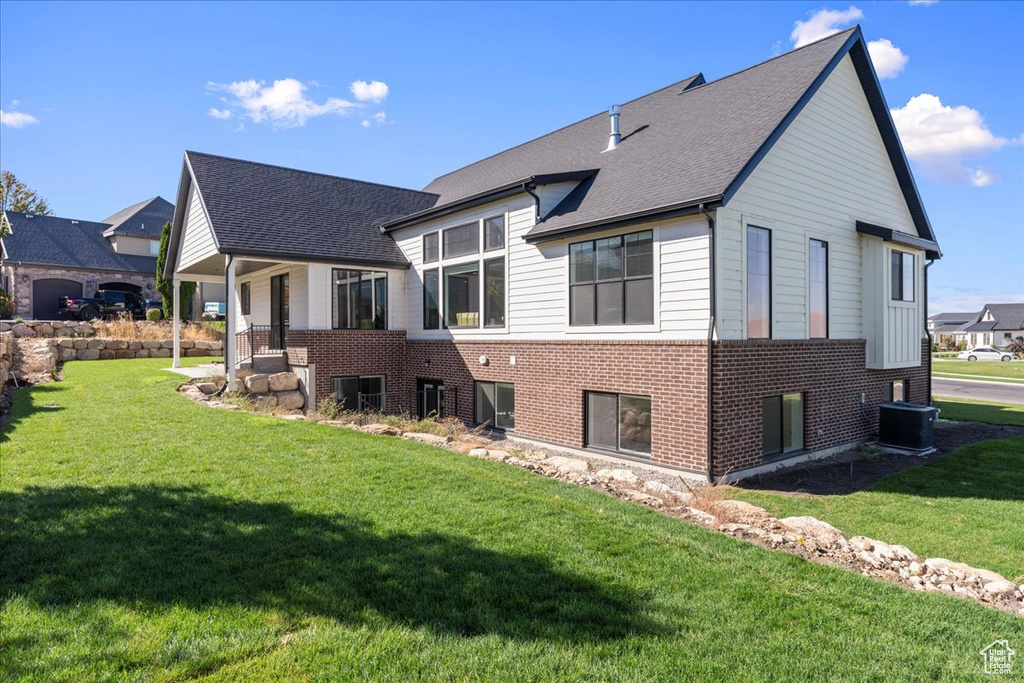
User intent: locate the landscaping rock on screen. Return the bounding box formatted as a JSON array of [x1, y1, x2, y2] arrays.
[[778, 516, 846, 547], [151, 348, 171, 358], [402, 432, 453, 445], [194, 340, 214, 350], [34, 323, 54, 336], [197, 382, 219, 395], [544, 455, 589, 472], [717, 500, 773, 524], [275, 390, 305, 411], [135, 350, 150, 358], [185, 348, 207, 357], [129, 341, 143, 350], [983, 580, 1015, 596], [142, 340, 162, 349], [114, 350, 134, 359], [57, 338, 74, 348], [106, 339, 128, 350], [643, 480, 695, 502], [78, 349, 100, 361], [244, 374, 270, 394], [253, 394, 277, 410], [72, 338, 89, 349], [99, 350, 115, 360], [487, 449, 512, 460], [361, 423, 402, 436], [268, 372, 299, 392], [685, 507, 719, 527], [468, 448, 490, 457], [209, 340, 224, 350], [596, 468, 639, 485], [59, 348, 77, 361]]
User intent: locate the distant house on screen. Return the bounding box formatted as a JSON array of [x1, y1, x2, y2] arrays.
[[1, 197, 173, 319], [164, 27, 941, 481], [927, 312, 976, 347], [962, 304, 1024, 349]]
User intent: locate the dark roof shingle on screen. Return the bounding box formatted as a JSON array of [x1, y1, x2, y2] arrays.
[[182, 152, 438, 267], [102, 196, 174, 238], [2, 212, 157, 274]]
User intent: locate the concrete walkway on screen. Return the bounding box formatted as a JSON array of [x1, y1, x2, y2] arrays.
[[164, 363, 224, 380]]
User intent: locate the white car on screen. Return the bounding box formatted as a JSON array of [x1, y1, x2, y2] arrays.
[[958, 347, 1013, 362]]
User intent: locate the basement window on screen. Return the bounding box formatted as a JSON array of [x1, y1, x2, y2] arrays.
[[891, 380, 907, 403], [332, 375, 385, 412], [585, 392, 651, 456], [475, 381, 515, 430], [763, 393, 804, 458]]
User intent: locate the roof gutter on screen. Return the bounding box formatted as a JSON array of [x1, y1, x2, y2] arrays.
[[523, 196, 723, 244], [700, 202, 716, 484]]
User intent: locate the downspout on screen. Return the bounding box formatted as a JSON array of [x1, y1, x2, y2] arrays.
[[699, 203, 716, 484], [523, 182, 541, 223], [924, 259, 934, 406]]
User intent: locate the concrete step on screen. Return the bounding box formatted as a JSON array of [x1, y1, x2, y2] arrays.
[[247, 353, 289, 374]]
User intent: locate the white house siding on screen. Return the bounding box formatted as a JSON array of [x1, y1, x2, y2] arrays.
[[717, 54, 920, 343], [392, 191, 711, 341], [234, 263, 307, 331], [176, 186, 218, 271]]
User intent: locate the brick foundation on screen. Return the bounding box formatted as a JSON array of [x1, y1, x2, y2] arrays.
[[285, 331, 930, 478], [710, 338, 931, 477]]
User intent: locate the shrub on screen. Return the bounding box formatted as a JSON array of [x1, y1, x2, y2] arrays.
[[316, 397, 345, 420], [0, 289, 14, 319], [145, 308, 163, 322]]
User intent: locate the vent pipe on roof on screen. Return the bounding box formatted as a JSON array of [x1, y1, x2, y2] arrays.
[[605, 104, 621, 152]]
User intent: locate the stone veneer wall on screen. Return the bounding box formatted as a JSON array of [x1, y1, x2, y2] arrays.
[[1, 264, 157, 318], [710, 338, 931, 477]]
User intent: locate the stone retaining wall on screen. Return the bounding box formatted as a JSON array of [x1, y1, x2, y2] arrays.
[[1, 331, 12, 387], [46, 337, 223, 361], [0, 319, 223, 341]]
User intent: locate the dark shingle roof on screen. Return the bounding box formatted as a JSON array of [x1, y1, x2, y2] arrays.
[[404, 28, 934, 246], [102, 196, 174, 238], [930, 312, 977, 323], [983, 303, 1024, 330], [1, 212, 158, 274], [173, 152, 438, 271]]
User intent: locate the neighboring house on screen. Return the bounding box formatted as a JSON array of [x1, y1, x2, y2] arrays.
[[927, 312, 976, 347], [165, 27, 941, 481], [961, 304, 1024, 349], [1, 197, 173, 319]]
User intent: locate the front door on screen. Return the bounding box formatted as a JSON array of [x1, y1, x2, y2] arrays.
[[417, 379, 444, 419], [270, 274, 289, 350]]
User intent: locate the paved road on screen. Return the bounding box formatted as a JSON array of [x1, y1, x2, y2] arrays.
[[932, 377, 1024, 405]]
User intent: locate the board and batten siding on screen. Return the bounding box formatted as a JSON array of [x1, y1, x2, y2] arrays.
[[861, 237, 924, 368], [717, 54, 921, 345], [176, 185, 218, 271], [392, 187, 711, 341]]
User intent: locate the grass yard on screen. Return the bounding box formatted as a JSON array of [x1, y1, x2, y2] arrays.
[[731, 436, 1024, 581], [2, 360, 1022, 681], [932, 359, 1024, 383], [935, 397, 1024, 427]]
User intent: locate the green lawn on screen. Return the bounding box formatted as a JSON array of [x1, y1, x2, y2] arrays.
[[935, 397, 1024, 427], [731, 437, 1024, 581], [2, 360, 1022, 681], [933, 359, 1024, 383]]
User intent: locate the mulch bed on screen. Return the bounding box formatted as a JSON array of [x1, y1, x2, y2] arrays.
[[738, 421, 1024, 496]]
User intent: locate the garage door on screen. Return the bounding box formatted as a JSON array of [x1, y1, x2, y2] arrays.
[[32, 279, 83, 320]]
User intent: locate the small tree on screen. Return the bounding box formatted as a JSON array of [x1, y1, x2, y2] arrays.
[[1, 171, 54, 220], [155, 222, 196, 320]]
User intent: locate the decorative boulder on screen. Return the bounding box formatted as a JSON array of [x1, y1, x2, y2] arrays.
[[544, 456, 589, 472], [106, 339, 128, 350], [197, 382, 219, 395], [72, 338, 89, 350], [268, 372, 299, 392], [402, 432, 452, 445], [244, 374, 269, 394], [275, 390, 305, 410], [596, 468, 639, 485], [361, 423, 402, 436], [252, 394, 277, 410], [779, 516, 847, 547], [99, 349, 115, 360]]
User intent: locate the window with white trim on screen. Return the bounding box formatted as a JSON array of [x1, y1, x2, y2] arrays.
[[890, 250, 915, 302]]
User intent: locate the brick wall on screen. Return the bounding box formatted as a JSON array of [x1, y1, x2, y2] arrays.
[[710, 338, 931, 477]]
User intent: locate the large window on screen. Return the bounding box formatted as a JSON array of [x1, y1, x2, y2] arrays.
[[423, 232, 439, 263], [763, 393, 803, 457], [332, 269, 387, 329], [809, 239, 828, 338], [585, 392, 652, 455], [570, 230, 653, 326], [424, 214, 507, 330], [332, 375, 385, 411], [423, 269, 440, 329], [240, 282, 251, 316], [444, 263, 479, 328], [475, 381, 515, 429], [891, 250, 915, 302], [443, 222, 479, 258], [747, 226, 771, 339]]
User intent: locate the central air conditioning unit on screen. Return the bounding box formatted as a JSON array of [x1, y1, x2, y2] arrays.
[[878, 402, 938, 453]]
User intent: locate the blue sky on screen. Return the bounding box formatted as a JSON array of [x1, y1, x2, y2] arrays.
[[1, 1, 1021, 312]]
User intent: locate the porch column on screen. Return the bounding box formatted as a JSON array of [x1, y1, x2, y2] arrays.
[[172, 277, 181, 368], [225, 255, 237, 388]]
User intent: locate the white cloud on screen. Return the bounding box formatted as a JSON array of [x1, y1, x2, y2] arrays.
[[867, 39, 908, 78], [908, 0, 938, 6], [234, 122, 246, 133], [207, 78, 357, 128], [930, 290, 1024, 314], [208, 107, 232, 119], [361, 120, 371, 128], [361, 111, 388, 128], [891, 93, 1017, 184], [350, 80, 389, 103], [0, 109, 39, 128], [791, 6, 863, 48]]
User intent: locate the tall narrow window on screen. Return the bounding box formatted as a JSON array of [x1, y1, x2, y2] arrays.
[[332, 270, 387, 329], [423, 232, 439, 263], [240, 282, 251, 316], [585, 392, 652, 455], [890, 250, 915, 302], [484, 257, 505, 327], [762, 393, 804, 457], [475, 381, 515, 429], [484, 215, 505, 251], [423, 269, 440, 330], [569, 230, 653, 326], [809, 239, 828, 338], [747, 226, 771, 339]]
